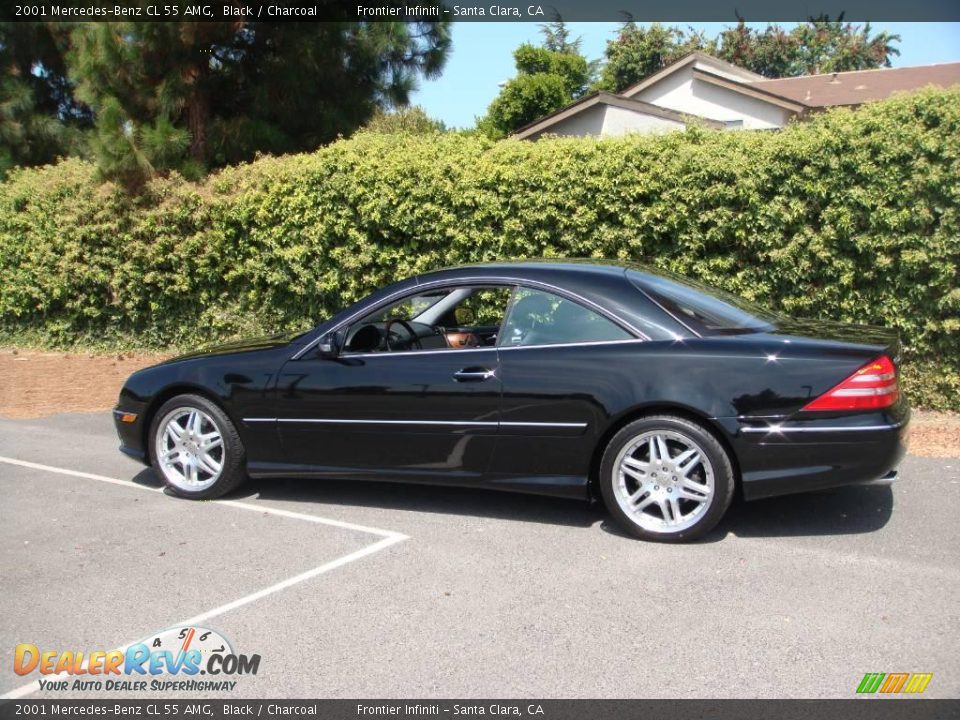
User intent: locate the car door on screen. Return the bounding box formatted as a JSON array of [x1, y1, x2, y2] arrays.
[[488, 286, 642, 486], [272, 284, 514, 482]]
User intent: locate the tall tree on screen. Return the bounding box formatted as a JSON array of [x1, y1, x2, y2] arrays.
[[65, 20, 451, 188], [595, 22, 711, 93], [68, 23, 237, 184], [0, 22, 90, 174], [596, 18, 901, 93], [479, 21, 594, 139], [787, 17, 900, 75], [710, 20, 796, 78], [714, 17, 900, 77]]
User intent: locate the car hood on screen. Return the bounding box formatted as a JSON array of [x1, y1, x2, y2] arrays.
[[160, 331, 307, 365]]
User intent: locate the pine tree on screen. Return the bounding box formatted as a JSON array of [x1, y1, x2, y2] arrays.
[[0, 22, 90, 175], [65, 21, 451, 188]]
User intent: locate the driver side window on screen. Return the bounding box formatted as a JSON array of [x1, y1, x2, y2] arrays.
[[343, 286, 514, 354]]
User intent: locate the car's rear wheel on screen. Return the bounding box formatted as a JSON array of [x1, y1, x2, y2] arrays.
[[599, 415, 734, 542], [148, 394, 247, 499]]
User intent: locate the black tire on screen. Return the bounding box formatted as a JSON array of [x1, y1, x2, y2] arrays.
[[148, 393, 247, 499], [598, 415, 735, 542]]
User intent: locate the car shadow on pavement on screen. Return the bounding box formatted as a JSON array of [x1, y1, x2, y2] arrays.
[[716, 485, 894, 540], [600, 485, 894, 542], [244, 475, 606, 529], [129, 468, 605, 529], [129, 469, 894, 540]]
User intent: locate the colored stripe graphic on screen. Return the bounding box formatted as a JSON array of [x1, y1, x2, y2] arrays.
[[903, 673, 933, 694], [857, 673, 886, 693], [857, 672, 933, 694], [880, 673, 909, 693]]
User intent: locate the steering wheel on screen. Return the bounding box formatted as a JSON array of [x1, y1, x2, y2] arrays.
[[384, 318, 423, 352]]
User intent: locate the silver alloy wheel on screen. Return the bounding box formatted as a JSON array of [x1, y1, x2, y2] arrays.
[[154, 406, 225, 492], [612, 429, 715, 534]]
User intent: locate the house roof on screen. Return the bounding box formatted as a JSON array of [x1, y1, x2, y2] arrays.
[[511, 53, 960, 141], [751, 62, 960, 107], [690, 67, 808, 113], [621, 52, 960, 113], [511, 91, 725, 140], [620, 51, 765, 98]]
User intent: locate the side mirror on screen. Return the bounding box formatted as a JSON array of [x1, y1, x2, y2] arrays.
[[317, 332, 341, 359]]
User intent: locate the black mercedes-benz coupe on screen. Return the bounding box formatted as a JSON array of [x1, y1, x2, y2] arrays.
[[114, 260, 909, 541]]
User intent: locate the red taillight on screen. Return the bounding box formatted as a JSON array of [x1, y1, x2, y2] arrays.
[[802, 355, 899, 412]]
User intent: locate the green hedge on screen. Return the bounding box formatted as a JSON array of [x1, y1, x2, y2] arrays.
[[1, 89, 958, 409]]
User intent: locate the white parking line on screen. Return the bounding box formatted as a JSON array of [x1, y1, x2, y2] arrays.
[[0, 455, 408, 700], [0, 455, 405, 539]]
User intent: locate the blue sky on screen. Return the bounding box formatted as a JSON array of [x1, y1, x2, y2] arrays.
[[411, 22, 960, 128]]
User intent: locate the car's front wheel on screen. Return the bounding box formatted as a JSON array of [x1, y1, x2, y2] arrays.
[[599, 415, 735, 542], [148, 394, 247, 499]]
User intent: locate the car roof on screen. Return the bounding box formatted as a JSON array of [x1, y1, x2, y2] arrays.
[[412, 259, 686, 341], [418, 258, 662, 284]]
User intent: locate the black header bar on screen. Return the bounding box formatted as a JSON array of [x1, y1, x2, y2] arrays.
[[0, 699, 958, 720], [5, 0, 960, 22]]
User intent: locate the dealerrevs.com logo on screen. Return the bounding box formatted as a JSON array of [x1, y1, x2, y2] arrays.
[[14, 626, 261, 692], [857, 672, 933, 695]]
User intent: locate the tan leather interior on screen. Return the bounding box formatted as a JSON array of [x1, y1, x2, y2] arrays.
[[444, 332, 480, 348]]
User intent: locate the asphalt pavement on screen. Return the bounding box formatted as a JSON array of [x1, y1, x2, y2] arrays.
[[1, 412, 958, 699]]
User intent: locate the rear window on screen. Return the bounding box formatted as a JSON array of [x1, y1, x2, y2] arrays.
[[628, 270, 778, 336]]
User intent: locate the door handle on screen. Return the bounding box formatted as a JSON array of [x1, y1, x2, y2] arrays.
[[453, 367, 496, 382]]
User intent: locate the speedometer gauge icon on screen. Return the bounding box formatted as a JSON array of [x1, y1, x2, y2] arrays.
[[137, 626, 233, 671]]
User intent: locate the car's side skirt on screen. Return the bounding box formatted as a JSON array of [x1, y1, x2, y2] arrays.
[[246, 462, 590, 500]]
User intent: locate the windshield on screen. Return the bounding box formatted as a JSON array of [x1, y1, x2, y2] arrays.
[[627, 269, 778, 336], [365, 289, 453, 323]]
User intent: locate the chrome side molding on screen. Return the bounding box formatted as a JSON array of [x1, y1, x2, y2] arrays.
[[243, 418, 587, 429], [740, 420, 907, 434]]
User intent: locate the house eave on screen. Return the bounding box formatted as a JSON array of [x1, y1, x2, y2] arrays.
[[511, 91, 725, 140], [690, 67, 809, 114], [620, 51, 766, 99]]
